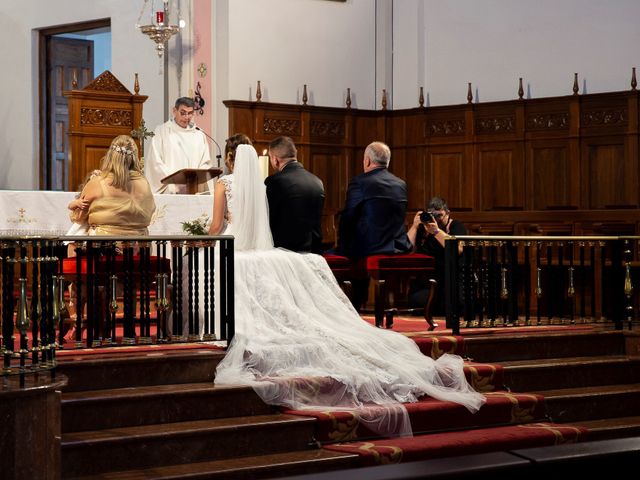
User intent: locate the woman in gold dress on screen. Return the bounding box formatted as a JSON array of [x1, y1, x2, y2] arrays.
[[74, 134, 155, 235]]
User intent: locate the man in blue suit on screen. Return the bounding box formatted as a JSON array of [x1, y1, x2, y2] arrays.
[[336, 141, 412, 309]]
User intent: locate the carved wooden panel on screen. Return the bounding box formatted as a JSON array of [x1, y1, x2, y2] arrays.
[[425, 117, 465, 137], [262, 116, 301, 136], [80, 108, 133, 127], [310, 119, 345, 139], [479, 147, 524, 211], [525, 111, 569, 131], [475, 115, 515, 135], [581, 108, 627, 128], [528, 143, 578, 210]]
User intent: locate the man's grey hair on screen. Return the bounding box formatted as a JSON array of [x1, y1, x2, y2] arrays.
[[365, 141, 391, 167]]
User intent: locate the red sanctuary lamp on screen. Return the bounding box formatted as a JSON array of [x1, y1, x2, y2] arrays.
[[137, 0, 181, 59]]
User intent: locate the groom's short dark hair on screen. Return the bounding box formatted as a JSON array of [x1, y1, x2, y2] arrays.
[[269, 136, 297, 160]]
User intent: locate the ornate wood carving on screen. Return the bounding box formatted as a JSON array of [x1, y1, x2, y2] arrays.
[[426, 119, 465, 136], [310, 120, 344, 138], [82, 70, 131, 93], [80, 108, 133, 127], [64, 71, 146, 191], [526, 113, 569, 130], [263, 117, 300, 136], [476, 116, 515, 134], [581, 108, 627, 127]]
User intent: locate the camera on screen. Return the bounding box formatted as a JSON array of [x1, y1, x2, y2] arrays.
[[419, 209, 442, 223]]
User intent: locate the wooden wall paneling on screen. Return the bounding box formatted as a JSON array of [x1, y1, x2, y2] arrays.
[[224, 90, 640, 238], [579, 93, 637, 209], [477, 143, 524, 212], [226, 103, 254, 141], [429, 145, 473, 212], [526, 139, 578, 211], [423, 106, 472, 211], [582, 136, 636, 209], [576, 221, 637, 236], [523, 99, 576, 211], [517, 221, 575, 236]]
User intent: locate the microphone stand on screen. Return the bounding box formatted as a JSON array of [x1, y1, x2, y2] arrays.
[[195, 126, 223, 168]]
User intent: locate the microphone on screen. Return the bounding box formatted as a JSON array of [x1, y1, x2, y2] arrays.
[[195, 126, 223, 168]]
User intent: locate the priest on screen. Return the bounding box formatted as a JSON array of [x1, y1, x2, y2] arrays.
[[145, 97, 212, 194]]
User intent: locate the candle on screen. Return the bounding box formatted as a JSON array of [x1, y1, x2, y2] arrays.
[[258, 150, 270, 180], [156, 11, 164, 25]]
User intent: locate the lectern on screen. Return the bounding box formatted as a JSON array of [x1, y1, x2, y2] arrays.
[[161, 168, 223, 194]]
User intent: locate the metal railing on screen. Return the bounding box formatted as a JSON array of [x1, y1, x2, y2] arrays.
[[444, 235, 637, 335], [0, 235, 235, 384]]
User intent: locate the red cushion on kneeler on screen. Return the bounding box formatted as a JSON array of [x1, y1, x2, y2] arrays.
[[62, 255, 171, 276], [322, 253, 351, 269], [366, 253, 434, 271]]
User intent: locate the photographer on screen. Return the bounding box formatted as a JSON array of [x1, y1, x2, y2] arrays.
[[407, 197, 467, 313]]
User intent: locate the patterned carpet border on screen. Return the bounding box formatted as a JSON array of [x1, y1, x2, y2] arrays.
[[323, 422, 588, 466]]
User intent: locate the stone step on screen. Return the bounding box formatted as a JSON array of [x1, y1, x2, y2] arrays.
[[61, 414, 317, 478], [65, 449, 358, 480], [571, 415, 640, 441], [62, 383, 272, 433], [57, 347, 223, 392], [533, 383, 640, 423], [501, 355, 640, 391], [464, 330, 627, 362]]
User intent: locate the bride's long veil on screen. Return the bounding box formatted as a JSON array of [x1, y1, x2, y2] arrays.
[[215, 146, 484, 440], [229, 145, 273, 251]]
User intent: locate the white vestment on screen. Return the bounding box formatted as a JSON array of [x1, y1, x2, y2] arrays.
[[145, 120, 212, 194], [212, 145, 486, 438]]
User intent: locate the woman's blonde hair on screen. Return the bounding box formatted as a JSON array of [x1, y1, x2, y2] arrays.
[[99, 135, 141, 190]]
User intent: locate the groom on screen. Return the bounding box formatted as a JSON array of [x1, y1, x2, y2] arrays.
[[265, 136, 325, 253]]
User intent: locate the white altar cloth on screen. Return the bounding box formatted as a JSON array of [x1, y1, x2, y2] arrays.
[[0, 190, 213, 236]]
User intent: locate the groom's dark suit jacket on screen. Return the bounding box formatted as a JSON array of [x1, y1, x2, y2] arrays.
[[265, 161, 325, 253], [336, 167, 412, 259]]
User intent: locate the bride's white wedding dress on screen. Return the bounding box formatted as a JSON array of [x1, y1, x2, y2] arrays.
[[214, 145, 485, 437]]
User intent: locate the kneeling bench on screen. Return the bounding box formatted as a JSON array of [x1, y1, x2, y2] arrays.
[[322, 253, 353, 300], [366, 253, 437, 330]]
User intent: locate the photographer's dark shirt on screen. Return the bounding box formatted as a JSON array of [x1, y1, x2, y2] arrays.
[[415, 219, 467, 278]]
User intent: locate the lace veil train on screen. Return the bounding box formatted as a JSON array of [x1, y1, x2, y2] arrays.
[[214, 145, 485, 438]]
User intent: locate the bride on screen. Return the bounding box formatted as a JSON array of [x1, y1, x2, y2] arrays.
[[211, 141, 485, 437]]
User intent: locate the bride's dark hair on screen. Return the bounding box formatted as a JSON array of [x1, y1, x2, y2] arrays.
[[224, 133, 253, 167]]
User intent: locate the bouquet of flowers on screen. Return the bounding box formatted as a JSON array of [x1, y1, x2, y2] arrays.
[[181, 214, 210, 235]]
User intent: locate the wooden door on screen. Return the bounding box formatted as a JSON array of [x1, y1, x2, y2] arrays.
[[46, 37, 93, 190]]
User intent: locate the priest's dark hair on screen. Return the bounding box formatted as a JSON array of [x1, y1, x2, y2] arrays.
[[174, 97, 195, 109]]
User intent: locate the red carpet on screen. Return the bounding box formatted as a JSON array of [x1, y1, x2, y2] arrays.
[[361, 314, 598, 336], [324, 423, 588, 466], [285, 390, 545, 443]]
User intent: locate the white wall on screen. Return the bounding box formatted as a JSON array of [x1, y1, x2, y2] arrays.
[[210, 0, 378, 143], [393, 0, 640, 108]]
